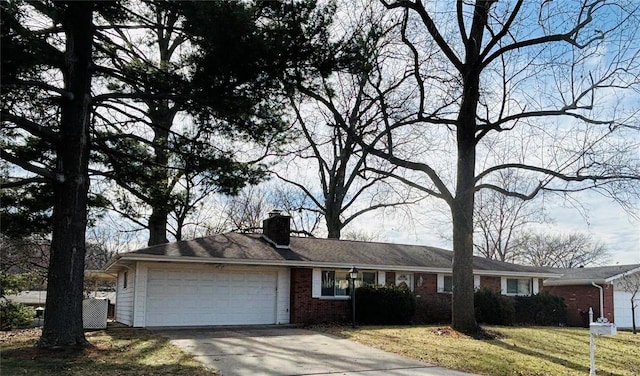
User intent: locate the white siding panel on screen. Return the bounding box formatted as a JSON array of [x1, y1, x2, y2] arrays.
[[276, 269, 290, 324], [133, 264, 148, 327], [115, 269, 135, 326]]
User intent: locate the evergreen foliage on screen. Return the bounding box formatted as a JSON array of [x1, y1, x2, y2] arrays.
[[474, 288, 515, 325], [514, 292, 567, 326], [355, 285, 416, 324], [0, 272, 39, 330]]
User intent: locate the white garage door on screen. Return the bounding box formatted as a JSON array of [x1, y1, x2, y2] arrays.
[[146, 268, 277, 327], [614, 291, 638, 329]]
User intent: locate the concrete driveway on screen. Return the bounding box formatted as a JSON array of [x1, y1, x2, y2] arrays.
[[154, 327, 475, 376]]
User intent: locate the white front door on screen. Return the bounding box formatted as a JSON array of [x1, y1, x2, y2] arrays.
[[145, 268, 277, 326]]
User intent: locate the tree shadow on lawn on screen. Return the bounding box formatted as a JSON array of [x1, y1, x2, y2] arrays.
[[487, 338, 592, 375], [1, 328, 216, 376]]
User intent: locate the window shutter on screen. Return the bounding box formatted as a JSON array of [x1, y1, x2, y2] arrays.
[[532, 278, 539, 294], [437, 274, 444, 292], [378, 271, 386, 286], [312, 269, 321, 298]]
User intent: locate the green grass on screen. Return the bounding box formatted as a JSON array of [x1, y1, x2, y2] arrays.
[[316, 325, 640, 376], [0, 327, 218, 376]]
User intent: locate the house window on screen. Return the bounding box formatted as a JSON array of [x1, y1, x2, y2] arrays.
[[362, 271, 377, 286], [319, 270, 378, 297], [506, 278, 531, 296], [443, 275, 453, 293], [437, 274, 453, 293], [123, 271, 128, 289], [321, 270, 350, 297]]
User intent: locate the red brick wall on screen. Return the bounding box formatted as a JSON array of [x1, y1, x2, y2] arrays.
[[542, 284, 614, 327], [414, 273, 437, 296], [289, 268, 349, 324], [413, 273, 451, 324], [480, 276, 501, 293]]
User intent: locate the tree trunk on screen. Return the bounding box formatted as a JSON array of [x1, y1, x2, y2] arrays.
[[450, 0, 492, 335], [148, 207, 169, 246], [451, 151, 479, 334], [37, 1, 94, 348], [146, 103, 174, 246], [632, 298, 637, 335], [325, 208, 342, 239]]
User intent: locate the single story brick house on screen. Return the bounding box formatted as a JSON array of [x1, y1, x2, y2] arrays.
[[104, 213, 560, 327], [543, 264, 640, 328]]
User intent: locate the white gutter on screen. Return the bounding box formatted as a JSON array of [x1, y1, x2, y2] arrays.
[[592, 282, 605, 320], [604, 266, 640, 283], [105, 253, 559, 278]]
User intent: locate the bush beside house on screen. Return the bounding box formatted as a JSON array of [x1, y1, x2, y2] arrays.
[[355, 285, 416, 324], [515, 292, 567, 326], [414, 293, 452, 324], [474, 289, 567, 326], [475, 288, 516, 325]]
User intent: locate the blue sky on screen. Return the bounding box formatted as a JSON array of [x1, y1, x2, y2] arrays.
[[368, 191, 640, 266]]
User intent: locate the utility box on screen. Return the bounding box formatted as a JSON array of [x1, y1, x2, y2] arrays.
[[590, 322, 617, 336]]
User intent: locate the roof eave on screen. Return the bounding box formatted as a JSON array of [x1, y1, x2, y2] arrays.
[[111, 254, 559, 278], [544, 278, 608, 286], [604, 266, 640, 283]]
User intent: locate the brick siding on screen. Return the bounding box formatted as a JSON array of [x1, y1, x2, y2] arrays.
[[289, 268, 349, 324], [543, 284, 614, 327], [480, 276, 501, 293], [413, 273, 452, 324], [414, 273, 437, 296]]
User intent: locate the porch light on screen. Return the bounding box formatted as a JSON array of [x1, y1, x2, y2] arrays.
[[349, 266, 359, 280], [348, 266, 359, 328]]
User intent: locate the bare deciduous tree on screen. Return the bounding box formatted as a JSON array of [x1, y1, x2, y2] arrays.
[[326, 0, 640, 333], [280, 1, 424, 239], [474, 170, 548, 262], [512, 231, 609, 268]]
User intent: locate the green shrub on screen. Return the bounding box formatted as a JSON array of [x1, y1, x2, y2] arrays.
[[515, 292, 567, 326], [414, 293, 452, 324], [474, 288, 515, 325], [355, 285, 416, 324], [0, 300, 34, 330]]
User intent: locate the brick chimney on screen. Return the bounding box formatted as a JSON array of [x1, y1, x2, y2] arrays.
[[263, 210, 291, 248]]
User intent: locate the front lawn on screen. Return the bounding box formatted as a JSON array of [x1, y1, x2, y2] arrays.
[[0, 327, 218, 376], [318, 325, 640, 376]]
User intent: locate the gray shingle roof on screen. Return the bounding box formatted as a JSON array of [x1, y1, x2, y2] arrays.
[[109, 232, 557, 276], [544, 264, 640, 285]]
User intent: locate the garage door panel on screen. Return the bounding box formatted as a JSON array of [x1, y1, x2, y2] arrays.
[[145, 269, 278, 327], [614, 291, 637, 328]]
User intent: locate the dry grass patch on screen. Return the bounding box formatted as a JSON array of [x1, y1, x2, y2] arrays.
[[316, 325, 640, 376], [0, 327, 218, 376]]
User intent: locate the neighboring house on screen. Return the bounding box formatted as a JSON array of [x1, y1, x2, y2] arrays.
[[543, 264, 640, 328], [4, 270, 117, 319], [103, 213, 558, 328]]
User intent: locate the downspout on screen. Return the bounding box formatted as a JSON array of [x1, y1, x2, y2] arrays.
[[592, 282, 604, 321]]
